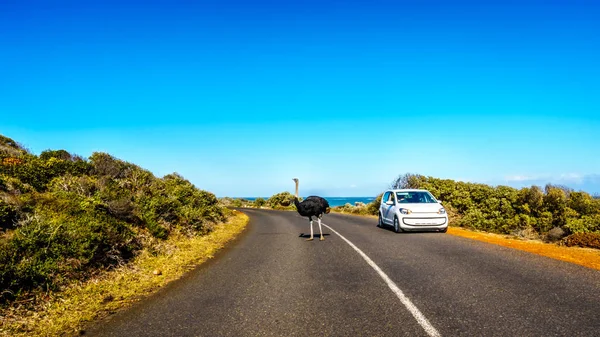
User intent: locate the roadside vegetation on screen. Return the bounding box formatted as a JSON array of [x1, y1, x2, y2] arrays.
[[219, 192, 297, 210], [0, 134, 247, 335], [225, 173, 600, 250], [389, 173, 600, 249]]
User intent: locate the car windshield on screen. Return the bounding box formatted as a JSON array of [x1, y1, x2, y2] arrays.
[[396, 191, 437, 203]]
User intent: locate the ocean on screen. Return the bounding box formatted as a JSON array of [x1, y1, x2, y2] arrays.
[[241, 197, 376, 207]]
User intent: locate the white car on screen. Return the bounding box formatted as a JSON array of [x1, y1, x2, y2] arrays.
[[378, 189, 448, 233]]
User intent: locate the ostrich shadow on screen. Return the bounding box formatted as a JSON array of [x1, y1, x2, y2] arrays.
[[298, 233, 331, 239]]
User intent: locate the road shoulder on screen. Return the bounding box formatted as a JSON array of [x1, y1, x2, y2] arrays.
[[447, 226, 600, 271]]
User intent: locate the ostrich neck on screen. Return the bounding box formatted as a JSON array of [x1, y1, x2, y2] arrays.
[[294, 181, 300, 207], [295, 182, 299, 198]]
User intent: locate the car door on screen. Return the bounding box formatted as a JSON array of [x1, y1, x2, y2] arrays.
[[381, 191, 394, 224], [388, 192, 398, 223]]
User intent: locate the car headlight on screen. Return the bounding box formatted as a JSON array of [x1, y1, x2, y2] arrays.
[[438, 208, 446, 214], [399, 208, 412, 214]]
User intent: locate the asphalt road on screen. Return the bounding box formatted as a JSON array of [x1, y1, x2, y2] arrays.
[[87, 209, 600, 337]]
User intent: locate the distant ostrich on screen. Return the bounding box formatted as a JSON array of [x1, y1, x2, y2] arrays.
[[292, 178, 330, 241]]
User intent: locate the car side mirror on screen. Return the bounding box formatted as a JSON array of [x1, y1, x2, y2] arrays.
[[385, 200, 394, 205]]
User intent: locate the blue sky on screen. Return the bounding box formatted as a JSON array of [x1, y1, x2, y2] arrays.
[[1, 0, 599, 197]]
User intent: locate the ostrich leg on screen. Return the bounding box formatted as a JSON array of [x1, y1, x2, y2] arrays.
[[318, 217, 325, 241], [306, 219, 314, 241]]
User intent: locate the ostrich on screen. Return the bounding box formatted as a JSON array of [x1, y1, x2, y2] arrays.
[[292, 178, 330, 241]]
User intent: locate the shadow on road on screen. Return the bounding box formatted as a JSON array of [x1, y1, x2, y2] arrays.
[[377, 225, 444, 234], [298, 233, 332, 239]]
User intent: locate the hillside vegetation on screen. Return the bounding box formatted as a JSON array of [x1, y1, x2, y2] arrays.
[[0, 135, 227, 306], [226, 173, 600, 249]]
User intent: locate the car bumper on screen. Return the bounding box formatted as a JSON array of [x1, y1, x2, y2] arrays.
[[400, 216, 448, 230]]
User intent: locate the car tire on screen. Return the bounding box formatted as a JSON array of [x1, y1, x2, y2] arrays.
[[440, 227, 448, 233], [393, 217, 403, 233], [377, 213, 383, 227]]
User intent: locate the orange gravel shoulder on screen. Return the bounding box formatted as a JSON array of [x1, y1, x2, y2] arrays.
[[448, 227, 600, 271]]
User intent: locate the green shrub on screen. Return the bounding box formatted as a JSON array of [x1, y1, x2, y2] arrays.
[[0, 199, 17, 229], [0, 154, 90, 191], [268, 192, 296, 208], [131, 173, 224, 237], [89, 152, 128, 179], [0, 135, 22, 149], [366, 194, 382, 215], [254, 198, 266, 208], [564, 214, 600, 234], [518, 186, 544, 216], [0, 134, 228, 305], [39, 149, 73, 161], [568, 192, 596, 216], [455, 208, 489, 231], [533, 211, 554, 234], [49, 175, 97, 197], [0, 211, 137, 297], [0, 174, 35, 195]]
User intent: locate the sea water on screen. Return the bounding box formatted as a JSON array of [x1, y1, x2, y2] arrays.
[[241, 197, 375, 207]]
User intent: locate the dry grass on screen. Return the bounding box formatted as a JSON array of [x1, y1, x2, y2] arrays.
[[448, 227, 600, 271], [0, 211, 249, 337]]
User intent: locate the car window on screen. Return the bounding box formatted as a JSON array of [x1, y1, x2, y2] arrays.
[[396, 191, 437, 203], [382, 192, 390, 204]]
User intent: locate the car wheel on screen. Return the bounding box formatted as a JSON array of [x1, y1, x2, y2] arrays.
[[377, 213, 383, 227], [393, 217, 403, 233]]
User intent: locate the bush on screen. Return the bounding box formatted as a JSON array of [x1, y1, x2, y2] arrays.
[[0, 199, 17, 230], [518, 186, 544, 216], [366, 194, 382, 215], [267, 192, 296, 208], [0, 134, 228, 305], [49, 174, 97, 197], [0, 154, 91, 191], [0, 135, 26, 157], [89, 152, 127, 179], [560, 232, 600, 250], [39, 149, 73, 161], [0, 211, 137, 297], [564, 214, 600, 234], [254, 198, 266, 208], [0, 135, 22, 149]]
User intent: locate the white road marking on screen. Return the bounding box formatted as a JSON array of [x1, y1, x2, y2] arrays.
[[322, 223, 442, 337]]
